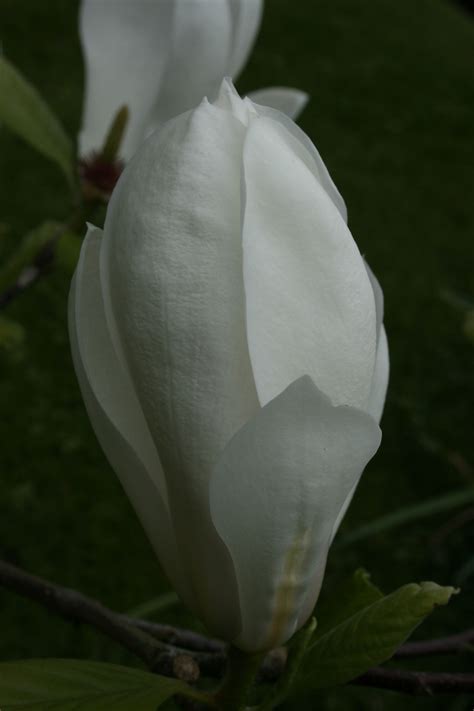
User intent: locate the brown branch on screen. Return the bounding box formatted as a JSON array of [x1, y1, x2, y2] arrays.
[[395, 628, 474, 659], [129, 616, 474, 664], [1, 558, 474, 696], [0, 558, 169, 671], [129, 618, 225, 654], [352, 667, 474, 695]]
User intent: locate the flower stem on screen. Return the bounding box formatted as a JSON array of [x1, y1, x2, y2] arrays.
[[213, 645, 264, 711], [253, 617, 317, 711]]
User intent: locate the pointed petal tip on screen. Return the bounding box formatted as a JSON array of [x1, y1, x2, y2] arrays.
[[222, 76, 238, 92], [213, 76, 240, 104], [212, 77, 251, 124], [281, 374, 330, 406], [279, 376, 382, 450], [84, 222, 101, 238]]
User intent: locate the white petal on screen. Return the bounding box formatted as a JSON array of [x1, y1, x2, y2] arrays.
[[368, 325, 389, 422], [210, 376, 382, 651], [247, 100, 347, 221], [68, 225, 191, 606], [364, 262, 389, 422], [101, 105, 255, 639], [212, 78, 253, 125], [329, 328, 388, 546], [79, 0, 174, 160], [365, 261, 384, 339], [146, 0, 233, 129], [247, 87, 309, 120], [242, 116, 376, 411], [226, 0, 263, 78], [328, 328, 388, 548]]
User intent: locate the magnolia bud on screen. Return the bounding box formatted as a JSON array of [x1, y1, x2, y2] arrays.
[[69, 80, 388, 651]]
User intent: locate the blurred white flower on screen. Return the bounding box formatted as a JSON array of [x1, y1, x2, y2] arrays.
[[78, 0, 308, 160], [69, 80, 388, 651]]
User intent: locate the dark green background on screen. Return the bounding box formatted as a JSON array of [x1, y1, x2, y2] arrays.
[[0, 1, 473, 708]]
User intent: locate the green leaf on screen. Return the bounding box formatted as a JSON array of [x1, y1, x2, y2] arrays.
[[299, 582, 457, 690], [0, 659, 201, 710], [0, 221, 63, 294], [0, 56, 74, 185], [314, 568, 383, 638]]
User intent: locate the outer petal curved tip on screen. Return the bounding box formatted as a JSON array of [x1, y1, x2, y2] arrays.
[[210, 376, 381, 652], [364, 260, 389, 423], [365, 260, 384, 337], [247, 87, 309, 120], [368, 325, 389, 423]]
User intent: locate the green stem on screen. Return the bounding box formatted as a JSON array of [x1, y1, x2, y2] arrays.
[[254, 618, 317, 711], [213, 646, 264, 711], [99, 105, 129, 162]]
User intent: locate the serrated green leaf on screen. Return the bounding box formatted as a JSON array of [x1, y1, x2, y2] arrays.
[[299, 582, 457, 690], [314, 568, 383, 639], [0, 56, 74, 185], [0, 659, 198, 710]]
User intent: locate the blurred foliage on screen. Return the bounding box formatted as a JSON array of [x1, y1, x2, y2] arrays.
[[0, 315, 25, 361], [0, 221, 61, 294], [0, 56, 74, 185], [0, 0, 473, 709], [0, 659, 193, 710]]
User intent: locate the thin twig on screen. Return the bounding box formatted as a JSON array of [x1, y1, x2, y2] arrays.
[[0, 558, 167, 670], [429, 506, 474, 547], [129, 618, 224, 654], [395, 628, 474, 658], [128, 616, 474, 663], [352, 667, 474, 695], [1, 558, 474, 696]]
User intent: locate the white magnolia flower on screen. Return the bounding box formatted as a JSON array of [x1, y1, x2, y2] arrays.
[[79, 0, 308, 160], [69, 80, 388, 652]]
